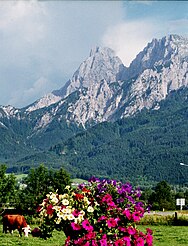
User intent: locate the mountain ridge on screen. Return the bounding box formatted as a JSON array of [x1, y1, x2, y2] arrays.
[[0, 34, 188, 184]]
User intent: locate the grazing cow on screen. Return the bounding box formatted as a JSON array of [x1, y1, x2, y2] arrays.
[[3, 214, 31, 237]]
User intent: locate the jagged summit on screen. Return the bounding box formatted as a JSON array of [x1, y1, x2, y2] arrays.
[[6, 34, 188, 127], [127, 34, 188, 79], [54, 46, 126, 99]]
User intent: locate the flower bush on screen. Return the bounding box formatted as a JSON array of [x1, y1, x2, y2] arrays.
[[38, 177, 153, 245]]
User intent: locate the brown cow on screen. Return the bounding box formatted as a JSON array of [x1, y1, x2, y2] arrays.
[[3, 214, 31, 237]]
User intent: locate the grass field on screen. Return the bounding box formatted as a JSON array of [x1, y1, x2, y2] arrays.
[[0, 225, 66, 246], [0, 224, 188, 245], [139, 225, 188, 246]]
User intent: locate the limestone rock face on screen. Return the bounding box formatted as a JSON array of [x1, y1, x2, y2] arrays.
[[1, 35, 188, 129]]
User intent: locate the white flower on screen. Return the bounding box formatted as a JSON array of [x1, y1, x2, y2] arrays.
[[53, 206, 61, 212], [52, 198, 59, 205], [79, 210, 85, 216], [62, 199, 69, 206], [62, 214, 68, 220], [61, 194, 69, 199], [55, 217, 61, 224], [78, 214, 84, 222], [67, 214, 75, 220], [57, 211, 64, 218], [87, 206, 94, 213]]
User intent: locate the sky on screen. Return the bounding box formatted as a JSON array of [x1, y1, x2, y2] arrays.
[[0, 0, 188, 108]]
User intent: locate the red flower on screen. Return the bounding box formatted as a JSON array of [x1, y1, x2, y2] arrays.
[[75, 193, 84, 200], [82, 187, 91, 193], [46, 204, 54, 215]]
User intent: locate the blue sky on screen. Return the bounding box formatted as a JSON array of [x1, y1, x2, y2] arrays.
[[0, 0, 188, 108]]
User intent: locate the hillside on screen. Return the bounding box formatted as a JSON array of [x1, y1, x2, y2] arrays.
[[50, 87, 188, 184]]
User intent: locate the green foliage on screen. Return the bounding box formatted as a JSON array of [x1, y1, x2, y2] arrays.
[[16, 165, 70, 215], [51, 87, 188, 185], [0, 165, 16, 205], [149, 181, 176, 211], [2, 86, 188, 185]]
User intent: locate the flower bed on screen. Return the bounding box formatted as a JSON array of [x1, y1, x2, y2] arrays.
[[38, 177, 153, 245]]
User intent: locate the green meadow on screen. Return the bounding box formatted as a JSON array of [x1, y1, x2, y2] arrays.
[[0, 224, 188, 245]]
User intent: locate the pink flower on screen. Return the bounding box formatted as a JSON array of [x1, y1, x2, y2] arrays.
[[107, 201, 116, 208], [136, 237, 145, 246], [132, 211, 141, 222], [146, 234, 153, 246], [118, 226, 126, 232], [71, 222, 81, 231], [122, 209, 132, 220], [146, 228, 153, 235], [127, 226, 136, 235], [74, 238, 84, 245], [98, 215, 107, 222], [83, 242, 90, 246], [123, 236, 131, 246], [92, 240, 98, 246], [72, 210, 80, 217], [114, 239, 124, 246], [99, 238, 108, 246], [82, 219, 93, 231], [85, 231, 96, 240], [107, 218, 118, 228], [102, 194, 112, 203]]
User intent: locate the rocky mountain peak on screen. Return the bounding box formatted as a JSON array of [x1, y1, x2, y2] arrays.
[[127, 34, 188, 79], [53, 46, 126, 99]]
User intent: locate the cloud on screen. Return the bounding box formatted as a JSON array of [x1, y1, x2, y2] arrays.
[[168, 19, 188, 37], [102, 20, 155, 66], [0, 1, 124, 107], [8, 77, 57, 107]]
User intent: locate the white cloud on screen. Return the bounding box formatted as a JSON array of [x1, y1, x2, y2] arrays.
[[0, 1, 124, 107], [8, 77, 57, 107], [102, 20, 155, 67], [0, 0, 47, 43], [0, 1, 187, 107]]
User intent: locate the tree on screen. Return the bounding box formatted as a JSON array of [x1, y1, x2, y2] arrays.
[[0, 165, 16, 206], [16, 164, 70, 215], [149, 180, 175, 211]]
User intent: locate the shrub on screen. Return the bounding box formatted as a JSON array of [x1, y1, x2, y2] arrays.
[[38, 177, 153, 245]]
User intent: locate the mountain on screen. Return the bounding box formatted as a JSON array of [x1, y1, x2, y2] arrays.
[[26, 34, 188, 126], [0, 34, 188, 184], [50, 87, 188, 185]]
